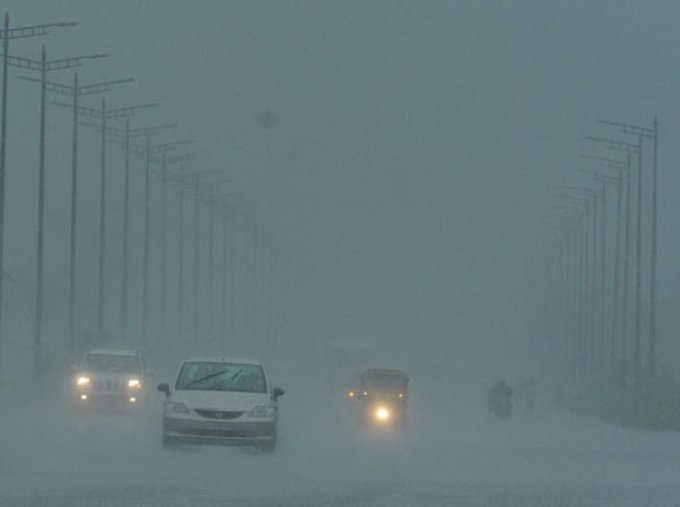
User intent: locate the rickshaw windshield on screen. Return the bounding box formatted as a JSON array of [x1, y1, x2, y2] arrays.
[[361, 374, 408, 392]]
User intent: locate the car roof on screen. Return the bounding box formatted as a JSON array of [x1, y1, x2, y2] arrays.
[[87, 348, 139, 357], [182, 357, 261, 366]]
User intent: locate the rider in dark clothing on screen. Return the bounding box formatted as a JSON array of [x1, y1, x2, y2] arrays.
[[491, 379, 513, 399], [489, 379, 513, 419]]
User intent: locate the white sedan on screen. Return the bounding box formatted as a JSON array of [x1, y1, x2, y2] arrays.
[[158, 357, 284, 451]]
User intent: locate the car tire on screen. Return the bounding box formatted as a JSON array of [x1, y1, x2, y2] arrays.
[[260, 429, 277, 453], [261, 440, 276, 453]]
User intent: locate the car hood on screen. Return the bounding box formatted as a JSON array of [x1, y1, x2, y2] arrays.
[[170, 390, 270, 411], [84, 372, 139, 382]]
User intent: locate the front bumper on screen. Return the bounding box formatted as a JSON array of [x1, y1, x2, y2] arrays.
[[163, 417, 275, 444], [76, 390, 142, 408]]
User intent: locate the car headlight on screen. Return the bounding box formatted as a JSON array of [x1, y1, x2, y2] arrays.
[[374, 406, 390, 421], [128, 378, 141, 389], [76, 376, 90, 387], [248, 405, 275, 418], [165, 402, 190, 414]]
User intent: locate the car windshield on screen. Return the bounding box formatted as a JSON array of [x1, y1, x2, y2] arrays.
[[176, 362, 267, 393], [362, 374, 407, 391], [84, 353, 140, 374]]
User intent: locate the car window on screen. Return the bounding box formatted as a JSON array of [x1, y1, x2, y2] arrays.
[[175, 362, 267, 393], [84, 354, 140, 374], [362, 374, 407, 391]]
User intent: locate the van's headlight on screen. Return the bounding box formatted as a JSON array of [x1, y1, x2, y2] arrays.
[[76, 376, 90, 387], [248, 405, 275, 418], [165, 402, 190, 414], [128, 378, 141, 389]]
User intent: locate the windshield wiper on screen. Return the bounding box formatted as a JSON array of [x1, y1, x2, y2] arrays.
[[182, 369, 232, 389]]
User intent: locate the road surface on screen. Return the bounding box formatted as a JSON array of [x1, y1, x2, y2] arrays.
[[2, 374, 680, 506]]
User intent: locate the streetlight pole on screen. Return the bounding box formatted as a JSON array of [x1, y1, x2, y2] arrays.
[[0, 15, 76, 371], [178, 165, 186, 342], [63, 103, 159, 343], [136, 139, 194, 345], [24, 74, 133, 354], [570, 180, 608, 366], [168, 168, 229, 347], [161, 152, 168, 339], [6, 47, 107, 375], [589, 135, 641, 393], [157, 151, 195, 345], [193, 173, 200, 347], [207, 198, 215, 341], [580, 155, 627, 378], [599, 120, 658, 378], [580, 168, 623, 370], [558, 187, 599, 367], [104, 122, 176, 342], [650, 118, 659, 377], [554, 196, 591, 368]]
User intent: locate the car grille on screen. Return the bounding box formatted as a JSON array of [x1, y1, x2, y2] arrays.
[[164, 419, 273, 439], [194, 409, 245, 420], [93, 380, 124, 391], [182, 428, 259, 438]]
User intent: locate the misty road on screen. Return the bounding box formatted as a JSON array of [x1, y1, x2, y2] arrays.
[[3, 377, 680, 507], [2, 1, 680, 506]]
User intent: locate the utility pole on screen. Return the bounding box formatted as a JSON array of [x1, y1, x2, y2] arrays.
[[557, 186, 598, 369], [24, 74, 133, 354], [102, 122, 175, 342], [126, 137, 195, 345], [580, 155, 626, 377], [157, 151, 195, 344], [178, 165, 186, 342], [6, 47, 106, 376], [62, 103, 159, 343], [193, 173, 200, 348], [168, 168, 229, 347], [161, 152, 168, 340], [207, 198, 215, 341], [222, 207, 230, 355], [135, 138, 192, 345], [587, 136, 640, 388], [650, 118, 659, 377], [554, 196, 591, 368], [97, 97, 106, 342], [633, 134, 643, 392], [598, 121, 658, 380], [0, 14, 76, 373], [598, 182, 606, 365]]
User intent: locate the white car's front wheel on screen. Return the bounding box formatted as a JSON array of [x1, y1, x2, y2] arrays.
[[259, 428, 277, 453]]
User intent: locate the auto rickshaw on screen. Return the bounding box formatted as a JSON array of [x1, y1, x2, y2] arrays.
[[348, 368, 409, 429]]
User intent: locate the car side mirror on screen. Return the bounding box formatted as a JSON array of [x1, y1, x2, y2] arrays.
[[273, 387, 285, 399], [157, 383, 170, 396]]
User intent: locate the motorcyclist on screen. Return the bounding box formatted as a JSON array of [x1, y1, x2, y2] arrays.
[[489, 379, 513, 419]]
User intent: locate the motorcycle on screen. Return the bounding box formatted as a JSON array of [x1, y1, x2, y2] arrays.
[[489, 393, 512, 420]]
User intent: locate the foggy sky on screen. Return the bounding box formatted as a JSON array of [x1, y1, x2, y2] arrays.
[[2, 1, 680, 380]]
